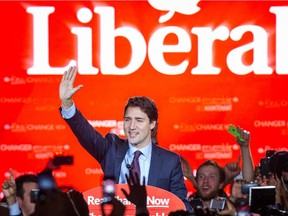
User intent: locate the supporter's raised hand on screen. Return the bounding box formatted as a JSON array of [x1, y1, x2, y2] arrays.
[[180, 156, 198, 189], [59, 66, 83, 109], [43, 158, 61, 172], [236, 127, 250, 146], [224, 157, 241, 184], [1, 169, 17, 206], [267, 173, 282, 205], [121, 171, 149, 215], [255, 175, 268, 186], [235, 126, 255, 182], [267, 173, 280, 187]]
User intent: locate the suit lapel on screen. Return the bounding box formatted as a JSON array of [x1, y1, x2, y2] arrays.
[[114, 141, 129, 183], [148, 144, 162, 186]]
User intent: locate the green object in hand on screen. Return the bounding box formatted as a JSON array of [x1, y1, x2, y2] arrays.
[[228, 125, 244, 142]]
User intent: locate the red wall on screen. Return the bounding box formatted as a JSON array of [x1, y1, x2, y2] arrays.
[[1, 1, 288, 194]]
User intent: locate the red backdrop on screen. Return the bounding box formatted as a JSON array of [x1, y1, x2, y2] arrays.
[[1, 0, 288, 196]]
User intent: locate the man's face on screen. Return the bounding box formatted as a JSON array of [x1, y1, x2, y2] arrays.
[[196, 165, 223, 201], [17, 182, 39, 215], [124, 107, 155, 149]]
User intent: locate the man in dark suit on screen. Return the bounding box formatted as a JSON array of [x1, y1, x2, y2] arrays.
[[59, 66, 191, 210]]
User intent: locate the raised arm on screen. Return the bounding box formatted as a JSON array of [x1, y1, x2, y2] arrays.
[[180, 156, 198, 189], [59, 66, 83, 110], [223, 157, 241, 186], [121, 171, 149, 216], [2, 169, 17, 206], [236, 126, 255, 182]]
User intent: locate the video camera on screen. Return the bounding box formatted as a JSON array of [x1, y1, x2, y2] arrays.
[[30, 154, 74, 203], [267, 151, 288, 179], [258, 150, 276, 177]]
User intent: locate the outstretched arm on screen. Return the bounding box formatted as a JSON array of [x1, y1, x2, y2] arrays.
[[180, 156, 198, 189], [2, 169, 16, 206], [59, 66, 83, 110], [236, 127, 255, 182]]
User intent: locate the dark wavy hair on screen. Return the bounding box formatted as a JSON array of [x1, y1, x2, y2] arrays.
[[16, 174, 38, 199], [124, 96, 158, 145]]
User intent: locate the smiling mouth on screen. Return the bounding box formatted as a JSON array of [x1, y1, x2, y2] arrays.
[[201, 186, 209, 191], [129, 132, 138, 137]]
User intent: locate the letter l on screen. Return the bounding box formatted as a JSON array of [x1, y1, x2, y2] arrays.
[[26, 6, 75, 75]]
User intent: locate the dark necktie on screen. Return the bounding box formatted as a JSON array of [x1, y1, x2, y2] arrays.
[[131, 150, 141, 178]]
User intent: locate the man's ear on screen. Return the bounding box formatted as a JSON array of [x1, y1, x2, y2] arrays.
[[150, 120, 156, 130]]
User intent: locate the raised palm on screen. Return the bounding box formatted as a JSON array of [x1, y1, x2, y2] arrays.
[[59, 66, 83, 107]]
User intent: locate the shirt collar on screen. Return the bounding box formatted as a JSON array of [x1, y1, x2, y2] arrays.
[[128, 141, 152, 159]]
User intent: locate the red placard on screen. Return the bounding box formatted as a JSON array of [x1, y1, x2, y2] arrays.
[[83, 184, 186, 215]]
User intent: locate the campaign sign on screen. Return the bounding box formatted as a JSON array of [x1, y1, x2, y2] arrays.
[[83, 184, 186, 215]]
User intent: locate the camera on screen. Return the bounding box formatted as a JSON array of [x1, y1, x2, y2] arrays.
[[189, 198, 203, 209], [249, 186, 276, 213], [30, 189, 40, 203], [227, 124, 244, 142], [102, 176, 115, 204], [268, 151, 288, 179], [210, 198, 226, 210], [241, 183, 259, 194], [30, 188, 50, 203], [53, 155, 74, 166], [259, 150, 276, 177]]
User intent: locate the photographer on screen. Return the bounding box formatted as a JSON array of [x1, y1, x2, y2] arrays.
[[30, 186, 89, 216], [30, 157, 89, 216], [1, 169, 39, 216], [259, 151, 288, 212], [229, 150, 288, 216], [2, 156, 89, 216]]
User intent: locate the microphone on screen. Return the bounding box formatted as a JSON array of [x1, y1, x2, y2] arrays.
[[126, 163, 134, 170]]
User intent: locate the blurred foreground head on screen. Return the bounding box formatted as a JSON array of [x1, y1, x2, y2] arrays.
[[30, 189, 89, 216]]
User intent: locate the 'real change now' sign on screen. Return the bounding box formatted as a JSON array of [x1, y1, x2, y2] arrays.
[[83, 184, 186, 215]]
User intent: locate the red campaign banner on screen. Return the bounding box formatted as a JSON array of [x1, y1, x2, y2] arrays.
[[83, 184, 185, 215], [0, 0, 288, 195]]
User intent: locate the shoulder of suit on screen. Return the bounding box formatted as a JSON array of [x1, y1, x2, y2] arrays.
[[105, 132, 126, 144], [153, 144, 179, 158]]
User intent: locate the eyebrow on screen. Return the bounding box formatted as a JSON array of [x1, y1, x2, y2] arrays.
[[124, 116, 145, 120], [198, 172, 218, 176]]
